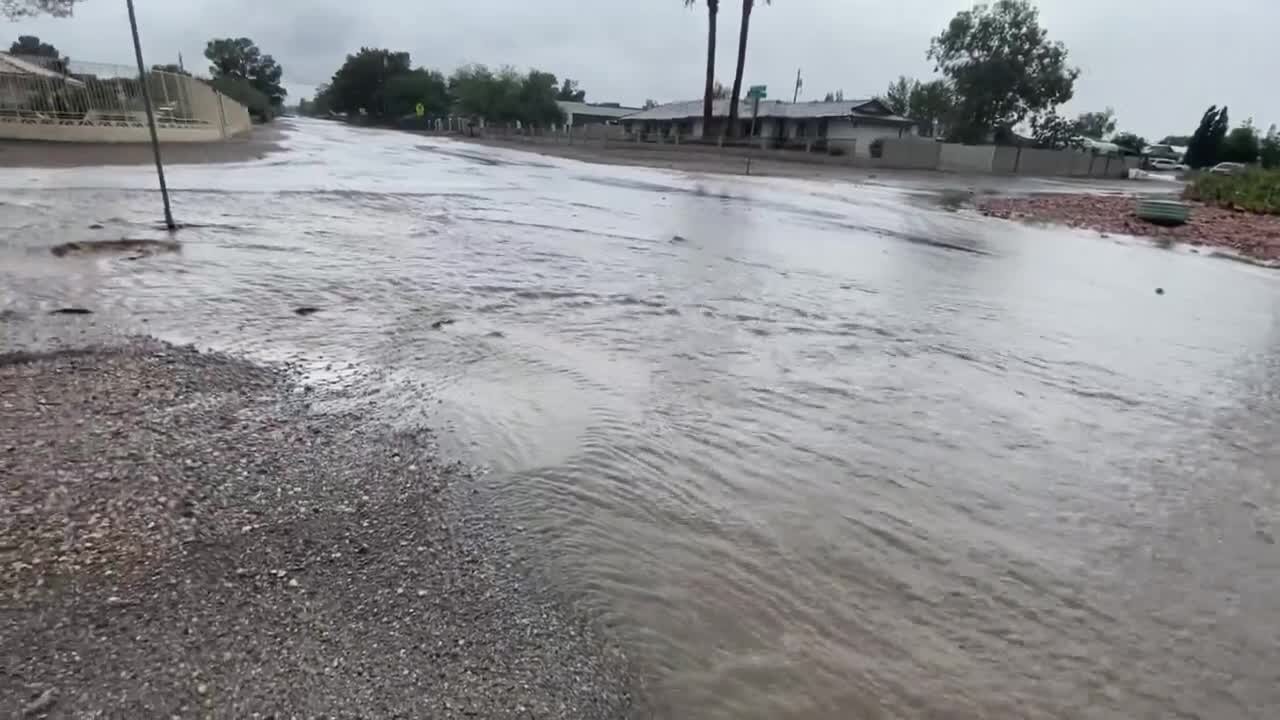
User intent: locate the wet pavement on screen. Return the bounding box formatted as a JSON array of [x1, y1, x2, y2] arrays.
[[3, 119, 1279, 719]]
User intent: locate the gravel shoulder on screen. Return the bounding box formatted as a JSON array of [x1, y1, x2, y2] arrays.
[[978, 193, 1280, 263], [1, 339, 641, 718]]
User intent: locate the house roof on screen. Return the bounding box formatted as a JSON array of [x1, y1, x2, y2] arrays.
[[620, 98, 912, 124], [556, 101, 640, 118], [0, 53, 84, 85]]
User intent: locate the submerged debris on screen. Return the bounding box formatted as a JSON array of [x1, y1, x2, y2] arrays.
[[50, 238, 180, 258]]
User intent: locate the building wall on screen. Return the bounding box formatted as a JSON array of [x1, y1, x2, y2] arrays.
[[827, 119, 913, 156], [939, 143, 995, 173], [0, 118, 226, 143]]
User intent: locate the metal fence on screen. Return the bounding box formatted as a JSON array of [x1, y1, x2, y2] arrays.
[[0, 57, 208, 125]]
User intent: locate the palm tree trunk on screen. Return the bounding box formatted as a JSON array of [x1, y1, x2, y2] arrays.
[[726, 0, 754, 138], [701, 1, 718, 138]]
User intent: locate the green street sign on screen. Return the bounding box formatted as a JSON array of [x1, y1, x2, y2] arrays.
[[747, 85, 767, 99], [415, 102, 426, 117]]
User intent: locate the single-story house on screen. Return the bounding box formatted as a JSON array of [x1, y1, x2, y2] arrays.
[[618, 98, 916, 156], [556, 101, 640, 127]]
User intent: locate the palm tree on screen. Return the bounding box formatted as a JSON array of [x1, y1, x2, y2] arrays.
[[686, 0, 719, 138], [726, 0, 768, 138]]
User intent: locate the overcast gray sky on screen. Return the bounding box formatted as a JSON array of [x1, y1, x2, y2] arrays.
[[8, 0, 1277, 140]]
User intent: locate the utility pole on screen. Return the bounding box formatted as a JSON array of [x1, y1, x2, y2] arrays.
[[792, 68, 802, 103], [125, 0, 176, 230]]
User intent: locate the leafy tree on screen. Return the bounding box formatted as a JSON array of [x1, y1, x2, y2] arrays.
[[1, 0, 78, 18], [712, 80, 729, 99], [205, 38, 286, 110], [447, 64, 565, 127], [929, 0, 1078, 143], [1220, 119, 1260, 164], [1075, 107, 1116, 139], [1185, 105, 1230, 168], [518, 69, 564, 126], [686, 0, 719, 138], [1111, 132, 1146, 155], [882, 76, 912, 116], [327, 47, 412, 117], [642, 98, 659, 110], [1158, 135, 1192, 146], [822, 90, 845, 102], [908, 79, 953, 137], [384, 68, 450, 118], [555, 78, 585, 102], [1261, 125, 1280, 170], [208, 76, 272, 120], [9, 35, 68, 73], [726, 0, 771, 137], [1030, 111, 1084, 149]]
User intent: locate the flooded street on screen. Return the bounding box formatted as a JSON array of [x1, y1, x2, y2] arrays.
[[4, 119, 1279, 718]]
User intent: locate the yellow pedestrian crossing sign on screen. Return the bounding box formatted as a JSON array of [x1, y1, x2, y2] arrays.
[[415, 103, 425, 117]]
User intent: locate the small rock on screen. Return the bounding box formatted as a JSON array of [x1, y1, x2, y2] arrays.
[[49, 307, 92, 315], [1155, 287, 1165, 295], [196, 683, 208, 696], [294, 306, 320, 316], [431, 318, 456, 329], [287, 578, 300, 588], [21, 688, 56, 716], [88, 223, 104, 229]]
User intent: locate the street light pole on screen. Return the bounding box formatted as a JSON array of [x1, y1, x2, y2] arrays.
[[125, 0, 176, 230]]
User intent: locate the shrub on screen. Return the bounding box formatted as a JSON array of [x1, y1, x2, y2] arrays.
[[207, 76, 275, 121], [1185, 168, 1280, 215]]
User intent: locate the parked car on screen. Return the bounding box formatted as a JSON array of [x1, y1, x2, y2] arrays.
[[1210, 162, 1247, 175], [1150, 158, 1188, 172]]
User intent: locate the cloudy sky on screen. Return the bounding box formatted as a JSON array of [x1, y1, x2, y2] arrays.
[[8, 0, 1276, 139]]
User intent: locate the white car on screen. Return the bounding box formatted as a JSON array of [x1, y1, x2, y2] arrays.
[[1149, 158, 1188, 172], [1210, 162, 1246, 175]]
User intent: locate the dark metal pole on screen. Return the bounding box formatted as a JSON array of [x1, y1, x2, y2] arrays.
[[125, 0, 176, 230]]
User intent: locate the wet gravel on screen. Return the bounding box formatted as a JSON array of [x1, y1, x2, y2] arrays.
[[979, 193, 1280, 262], [0, 339, 641, 719]]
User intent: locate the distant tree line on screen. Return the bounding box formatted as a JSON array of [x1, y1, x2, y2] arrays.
[[298, 48, 594, 129]]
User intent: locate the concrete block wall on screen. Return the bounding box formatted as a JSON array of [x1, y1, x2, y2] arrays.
[[939, 143, 995, 173], [876, 138, 941, 169]]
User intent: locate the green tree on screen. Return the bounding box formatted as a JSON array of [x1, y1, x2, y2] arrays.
[[555, 78, 585, 102], [686, 0, 719, 139], [327, 48, 412, 117], [9, 35, 68, 73], [726, 0, 771, 137], [384, 68, 450, 118], [929, 0, 1078, 143], [519, 69, 565, 126], [822, 90, 845, 102], [1261, 125, 1280, 169], [642, 98, 660, 110], [1, 0, 78, 18], [1030, 111, 1084, 149], [204, 38, 286, 110], [1111, 132, 1146, 155], [712, 80, 729, 99], [1220, 119, 1260, 164], [1186, 105, 1229, 168], [882, 76, 912, 116], [208, 76, 272, 120], [1075, 107, 1116, 139], [908, 79, 953, 137]]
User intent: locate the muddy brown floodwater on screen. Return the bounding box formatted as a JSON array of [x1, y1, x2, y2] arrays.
[[3, 119, 1279, 719]]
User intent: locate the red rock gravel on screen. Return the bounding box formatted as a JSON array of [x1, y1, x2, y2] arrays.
[[979, 193, 1280, 261]]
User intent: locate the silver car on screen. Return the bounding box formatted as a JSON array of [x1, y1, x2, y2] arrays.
[[1210, 162, 1246, 175]]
